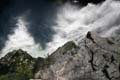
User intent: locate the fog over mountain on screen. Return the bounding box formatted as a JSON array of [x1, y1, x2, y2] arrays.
[[0, 0, 120, 58]]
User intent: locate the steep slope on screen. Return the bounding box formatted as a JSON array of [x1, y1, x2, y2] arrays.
[[0, 49, 36, 80], [34, 32, 120, 80], [0, 32, 120, 80]]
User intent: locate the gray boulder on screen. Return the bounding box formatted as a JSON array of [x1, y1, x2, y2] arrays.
[[34, 32, 120, 80]]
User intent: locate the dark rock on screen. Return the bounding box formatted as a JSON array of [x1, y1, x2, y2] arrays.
[[0, 49, 36, 80], [0, 63, 9, 75]]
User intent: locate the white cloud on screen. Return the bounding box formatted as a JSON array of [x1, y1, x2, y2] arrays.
[[1, 0, 120, 57], [0, 16, 45, 58], [45, 0, 120, 55]]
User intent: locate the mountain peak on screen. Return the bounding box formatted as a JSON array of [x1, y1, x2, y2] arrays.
[[0, 49, 36, 80], [0, 32, 120, 80], [1, 49, 34, 62]]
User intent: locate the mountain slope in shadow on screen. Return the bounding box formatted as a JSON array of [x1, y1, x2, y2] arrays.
[[0, 32, 120, 80]]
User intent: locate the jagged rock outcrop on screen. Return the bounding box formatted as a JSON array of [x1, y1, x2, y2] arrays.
[[0, 32, 120, 80], [0, 49, 36, 80], [34, 32, 120, 80]]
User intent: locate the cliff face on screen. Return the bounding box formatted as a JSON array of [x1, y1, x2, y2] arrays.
[[0, 32, 120, 80], [34, 32, 120, 80]]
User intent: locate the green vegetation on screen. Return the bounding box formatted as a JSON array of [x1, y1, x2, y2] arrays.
[[0, 73, 31, 80], [62, 41, 77, 51], [0, 49, 35, 80]]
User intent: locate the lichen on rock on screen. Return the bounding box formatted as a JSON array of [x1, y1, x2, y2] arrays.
[[0, 32, 120, 80]]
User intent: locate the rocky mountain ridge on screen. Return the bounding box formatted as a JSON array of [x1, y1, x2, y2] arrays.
[[0, 32, 120, 80]]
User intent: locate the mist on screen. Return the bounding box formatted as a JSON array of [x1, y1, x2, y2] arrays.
[[0, 0, 120, 58], [45, 0, 120, 55]]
